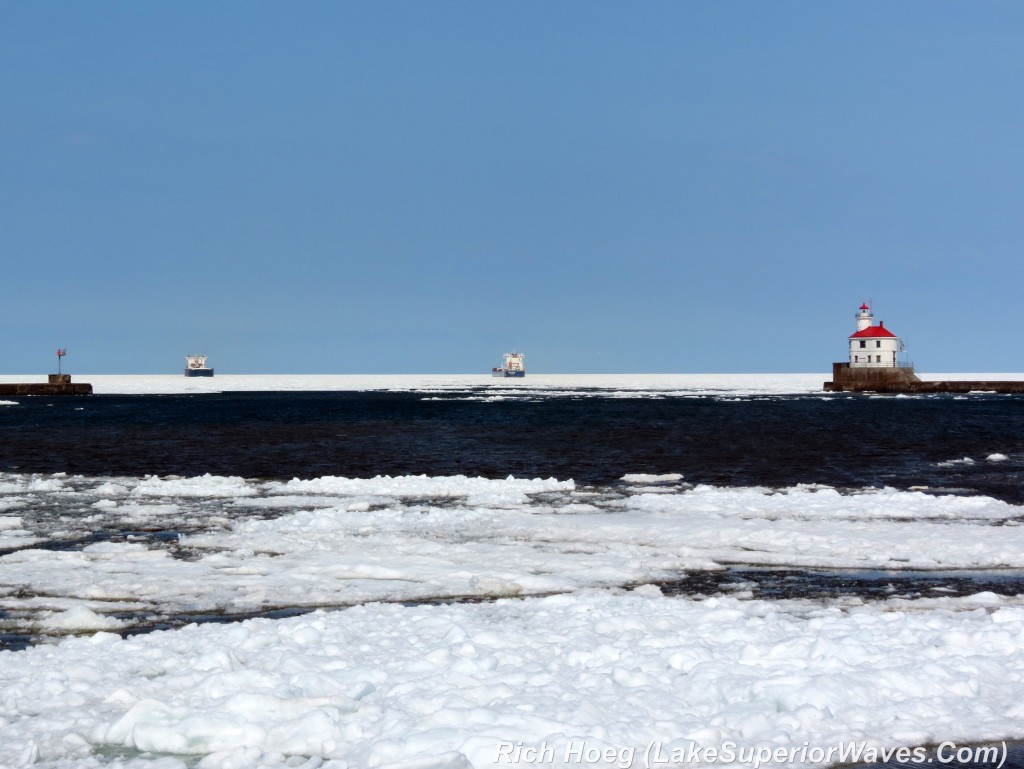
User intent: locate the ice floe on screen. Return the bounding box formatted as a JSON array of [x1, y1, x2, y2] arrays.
[[4, 470, 1024, 767], [2, 590, 1024, 768]]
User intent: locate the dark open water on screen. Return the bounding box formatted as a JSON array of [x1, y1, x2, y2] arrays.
[[1, 390, 1022, 501]]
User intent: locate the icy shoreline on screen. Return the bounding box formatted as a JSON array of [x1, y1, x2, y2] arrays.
[[3, 470, 1024, 767], [4, 473, 1024, 642], [3, 589, 1024, 769]]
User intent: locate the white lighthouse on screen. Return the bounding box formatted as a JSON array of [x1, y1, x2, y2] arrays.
[[825, 303, 921, 391], [848, 303, 903, 368]]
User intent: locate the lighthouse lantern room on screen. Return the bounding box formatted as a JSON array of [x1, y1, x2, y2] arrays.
[[848, 303, 903, 368]]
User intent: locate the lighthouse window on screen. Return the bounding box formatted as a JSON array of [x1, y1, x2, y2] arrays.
[[859, 341, 866, 348], [876, 341, 881, 348], [876, 355, 882, 363]]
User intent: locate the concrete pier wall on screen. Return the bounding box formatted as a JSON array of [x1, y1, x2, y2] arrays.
[[0, 376, 93, 396], [824, 363, 1024, 394]]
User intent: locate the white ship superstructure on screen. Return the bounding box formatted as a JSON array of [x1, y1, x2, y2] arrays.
[[492, 352, 525, 378], [184, 355, 214, 377]]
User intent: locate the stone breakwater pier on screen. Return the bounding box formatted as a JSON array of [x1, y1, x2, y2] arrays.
[[824, 363, 1024, 394], [824, 303, 1024, 394], [0, 374, 93, 396]]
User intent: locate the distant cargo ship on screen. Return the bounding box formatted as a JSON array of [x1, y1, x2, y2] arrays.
[[184, 355, 214, 377], [492, 352, 525, 378]]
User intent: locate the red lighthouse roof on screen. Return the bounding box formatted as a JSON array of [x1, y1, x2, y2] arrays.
[[850, 320, 897, 339], [859, 303, 870, 310]]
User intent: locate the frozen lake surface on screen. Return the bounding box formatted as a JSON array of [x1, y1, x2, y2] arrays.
[[1, 375, 1023, 768]]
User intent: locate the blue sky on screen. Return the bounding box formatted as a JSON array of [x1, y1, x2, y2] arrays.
[[3, 2, 1022, 374]]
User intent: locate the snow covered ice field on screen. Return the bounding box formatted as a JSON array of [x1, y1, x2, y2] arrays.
[[0, 373, 830, 398], [2, 374, 1024, 769]]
